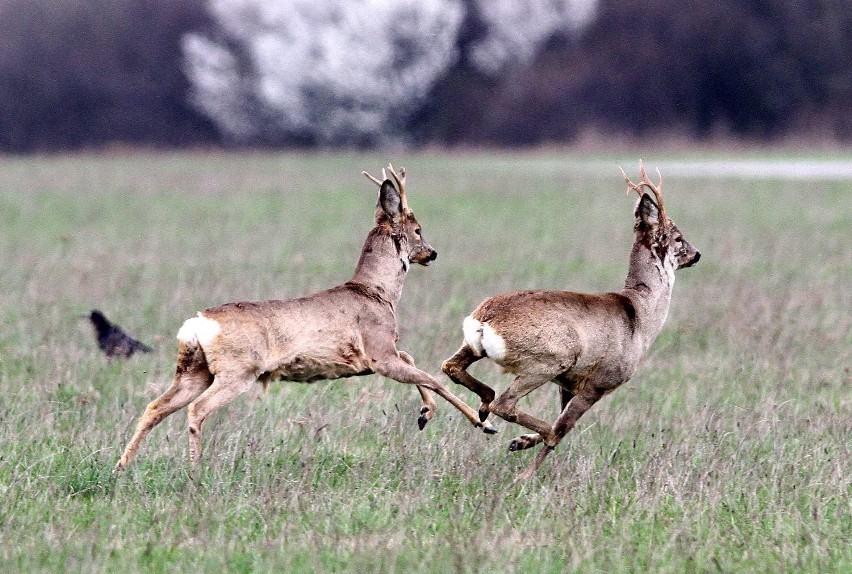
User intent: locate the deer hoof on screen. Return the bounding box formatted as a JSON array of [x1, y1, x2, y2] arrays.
[[478, 404, 490, 422], [418, 406, 431, 430], [508, 435, 537, 452], [481, 420, 498, 434]]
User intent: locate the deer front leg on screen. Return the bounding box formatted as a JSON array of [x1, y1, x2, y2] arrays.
[[374, 356, 497, 434], [514, 390, 602, 482], [399, 350, 437, 430], [508, 433, 544, 452], [442, 343, 495, 422], [507, 385, 575, 452], [489, 373, 556, 448]]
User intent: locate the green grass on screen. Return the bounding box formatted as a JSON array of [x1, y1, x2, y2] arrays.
[[0, 149, 849, 573]]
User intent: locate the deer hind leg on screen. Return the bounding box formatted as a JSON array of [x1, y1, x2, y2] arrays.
[[186, 369, 256, 465], [514, 389, 603, 482], [115, 343, 212, 472], [442, 343, 495, 422], [509, 378, 575, 452], [399, 351, 437, 430]]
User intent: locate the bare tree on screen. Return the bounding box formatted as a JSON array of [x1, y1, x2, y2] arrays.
[[0, 0, 214, 152]]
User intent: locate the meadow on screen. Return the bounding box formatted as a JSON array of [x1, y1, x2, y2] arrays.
[[0, 149, 849, 572]]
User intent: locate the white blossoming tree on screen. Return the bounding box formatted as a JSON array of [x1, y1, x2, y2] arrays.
[[183, 0, 596, 145], [183, 0, 465, 145], [469, 0, 597, 73]]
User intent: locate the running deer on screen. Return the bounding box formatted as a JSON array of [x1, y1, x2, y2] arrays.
[[115, 165, 495, 472], [442, 164, 700, 481]]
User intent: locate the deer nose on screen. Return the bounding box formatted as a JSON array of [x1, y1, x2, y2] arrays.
[[692, 251, 701, 264], [428, 250, 438, 261]]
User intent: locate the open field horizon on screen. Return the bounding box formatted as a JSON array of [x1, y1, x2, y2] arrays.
[[0, 150, 849, 572]]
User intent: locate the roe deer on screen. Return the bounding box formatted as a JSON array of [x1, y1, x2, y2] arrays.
[[115, 165, 495, 471], [442, 164, 700, 481]]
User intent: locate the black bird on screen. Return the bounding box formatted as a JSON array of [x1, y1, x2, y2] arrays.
[[86, 309, 152, 358]]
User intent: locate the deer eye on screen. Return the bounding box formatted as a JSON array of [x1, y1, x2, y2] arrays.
[[414, 228, 422, 237], [674, 236, 683, 244]]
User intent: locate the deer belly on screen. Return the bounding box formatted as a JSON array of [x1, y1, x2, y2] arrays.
[[267, 347, 371, 383]]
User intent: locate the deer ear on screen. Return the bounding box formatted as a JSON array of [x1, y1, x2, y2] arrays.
[[379, 179, 402, 222], [635, 193, 660, 228]]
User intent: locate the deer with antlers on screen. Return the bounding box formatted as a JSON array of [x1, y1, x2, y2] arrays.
[[115, 164, 495, 471], [442, 163, 700, 481]]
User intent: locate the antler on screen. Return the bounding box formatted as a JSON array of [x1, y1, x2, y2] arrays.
[[362, 163, 409, 211], [620, 161, 666, 222], [386, 163, 408, 212], [362, 168, 385, 187]]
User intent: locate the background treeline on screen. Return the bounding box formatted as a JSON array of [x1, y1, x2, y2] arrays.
[[429, 0, 852, 145], [0, 0, 216, 152], [1, 0, 849, 153]]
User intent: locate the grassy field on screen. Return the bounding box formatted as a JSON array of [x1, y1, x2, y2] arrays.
[[0, 150, 849, 572]]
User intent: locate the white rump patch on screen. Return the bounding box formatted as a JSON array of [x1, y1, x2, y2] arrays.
[[463, 316, 507, 361], [462, 316, 485, 355], [176, 313, 221, 348], [480, 322, 507, 361]]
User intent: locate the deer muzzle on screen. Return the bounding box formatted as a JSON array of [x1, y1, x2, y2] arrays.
[[411, 245, 438, 266], [682, 250, 700, 268]]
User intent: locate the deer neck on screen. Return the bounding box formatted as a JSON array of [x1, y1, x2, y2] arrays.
[[348, 227, 408, 309], [621, 241, 675, 346]]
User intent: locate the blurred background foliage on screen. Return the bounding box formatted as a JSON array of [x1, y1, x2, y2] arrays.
[[0, 0, 849, 153]]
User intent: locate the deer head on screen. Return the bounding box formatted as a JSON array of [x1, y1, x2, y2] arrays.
[[363, 164, 437, 269], [622, 162, 700, 271]]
